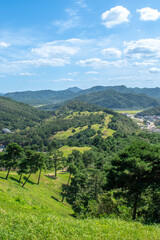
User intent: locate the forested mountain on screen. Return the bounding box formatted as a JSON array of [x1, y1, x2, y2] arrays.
[[0, 96, 51, 131], [41, 90, 159, 110], [129, 87, 160, 99], [74, 90, 159, 109], [136, 106, 160, 117], [5, 89, 79, 105], [4, 85, 160, 107]]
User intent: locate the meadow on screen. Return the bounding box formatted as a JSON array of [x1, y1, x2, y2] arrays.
[[0, 170, 160, 240]]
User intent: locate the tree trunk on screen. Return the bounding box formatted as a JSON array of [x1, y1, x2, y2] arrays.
[[132, 193, 139, 220], [19, 174, 22, 183], [22, 172, 32, 187], [55, 160, 57, 178], [67, 173, 71, 185], [37, 169, 41, 185], [6, 167, 11, 179], [61, 173, 71, 202]]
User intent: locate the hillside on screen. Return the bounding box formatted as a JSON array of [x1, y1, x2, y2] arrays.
[[41, 90, 159, 111], [0, 100, 139, 149], [0, 96, 51, 131], [5, 85, 160, 107], [73, 90, 159, 109], [136, 106, 160, 117], [0, 170, 160, 240], [5, 89, 78, 105]]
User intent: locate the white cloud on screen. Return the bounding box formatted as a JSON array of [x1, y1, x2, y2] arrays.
[[101, 6, 130, 28], [137, 7, 160, 21], [76, 0, 87, 8], [86, 71, 99, 74], [77, 58, 127, 68], [133, 60, 158, 67], [19, 72, 35, 76], [0, 42, 10, 48], [17, 58, 70, 67], [31, 42, 79, 58], [101, 48, 122, 58], [124, 38, 160, 59], [68, 72, 79, 76], [51, 78, 75, 82], [54, 17, 80, 32], [149, 67, 160, 73]]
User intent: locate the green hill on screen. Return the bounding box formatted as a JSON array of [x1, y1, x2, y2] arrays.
[[0, 96, 51, 131], [5, 85, 160, 107], [0, 100, 139, 149], [5, 89, 78, 106], [0, 170, 160, 240], [136, 106, 160, 117], [74, 90, 159, 109]]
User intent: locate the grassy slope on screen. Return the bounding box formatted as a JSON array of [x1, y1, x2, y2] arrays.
[[53, 111, 115, 141], [0, 171, 160, 240], [59, 146, 91, 157]]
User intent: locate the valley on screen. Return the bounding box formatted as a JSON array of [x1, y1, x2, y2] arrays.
[[1, 88, 160, 239]]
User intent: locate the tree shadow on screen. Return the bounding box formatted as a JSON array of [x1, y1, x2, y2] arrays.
[[0, 176, 6, 180], [22, 176, 36, 185], [10, 177, 20, 183], [58, 171, 67, 174], [51, 196, 60, 202], [45, 174, 57, 180]]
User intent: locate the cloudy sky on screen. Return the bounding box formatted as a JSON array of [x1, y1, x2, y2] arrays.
[[1, 0, 160, 92]]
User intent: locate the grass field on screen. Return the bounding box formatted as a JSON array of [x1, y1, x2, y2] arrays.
[[53, 126, 88, 140], [59, 145, 91, 157], [53, 113, 115, 141], [0, 170, 160, 240], [116, 110, 142, 114]]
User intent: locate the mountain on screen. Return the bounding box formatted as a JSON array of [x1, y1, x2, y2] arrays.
[[74, 90, 159, 109], [67, 87, 82, 93], [0, 96, 51, 131], [41, 90, 159, 110], [129, 87, 160, 99], [4, 85, 160, 107], [5, 89, 78, 105]]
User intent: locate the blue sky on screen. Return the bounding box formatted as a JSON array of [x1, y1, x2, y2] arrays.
[[1, 0, 160, 92]]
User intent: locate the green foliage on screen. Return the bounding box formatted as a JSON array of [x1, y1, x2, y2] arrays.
[[75, 90, 159, 109], [107, 141, 160, 221], [136, 106, 160, 117], [1, 143, 24, 179], [0, 96, 51, 131]]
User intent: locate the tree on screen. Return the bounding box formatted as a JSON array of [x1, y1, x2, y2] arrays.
[[37, 152, 47, 185], [21, 150, 40, 187], [107, 141, 160, 220], [2, 143, 23, 179], [48, 150, 63, 178]]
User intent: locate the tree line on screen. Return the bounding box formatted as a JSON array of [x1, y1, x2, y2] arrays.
[[62, 140, 160, 223], [0, 143, 64, 187]]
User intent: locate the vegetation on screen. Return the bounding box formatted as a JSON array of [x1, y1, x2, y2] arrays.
[[1, 99, 160, 238], [75, 90, 159, 109], [0, 100, 138, 150], [136, 106, 160, 117], [0, 170, 160, 239], [0, 96, 51, 131], [5, 85, 160, 108]]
